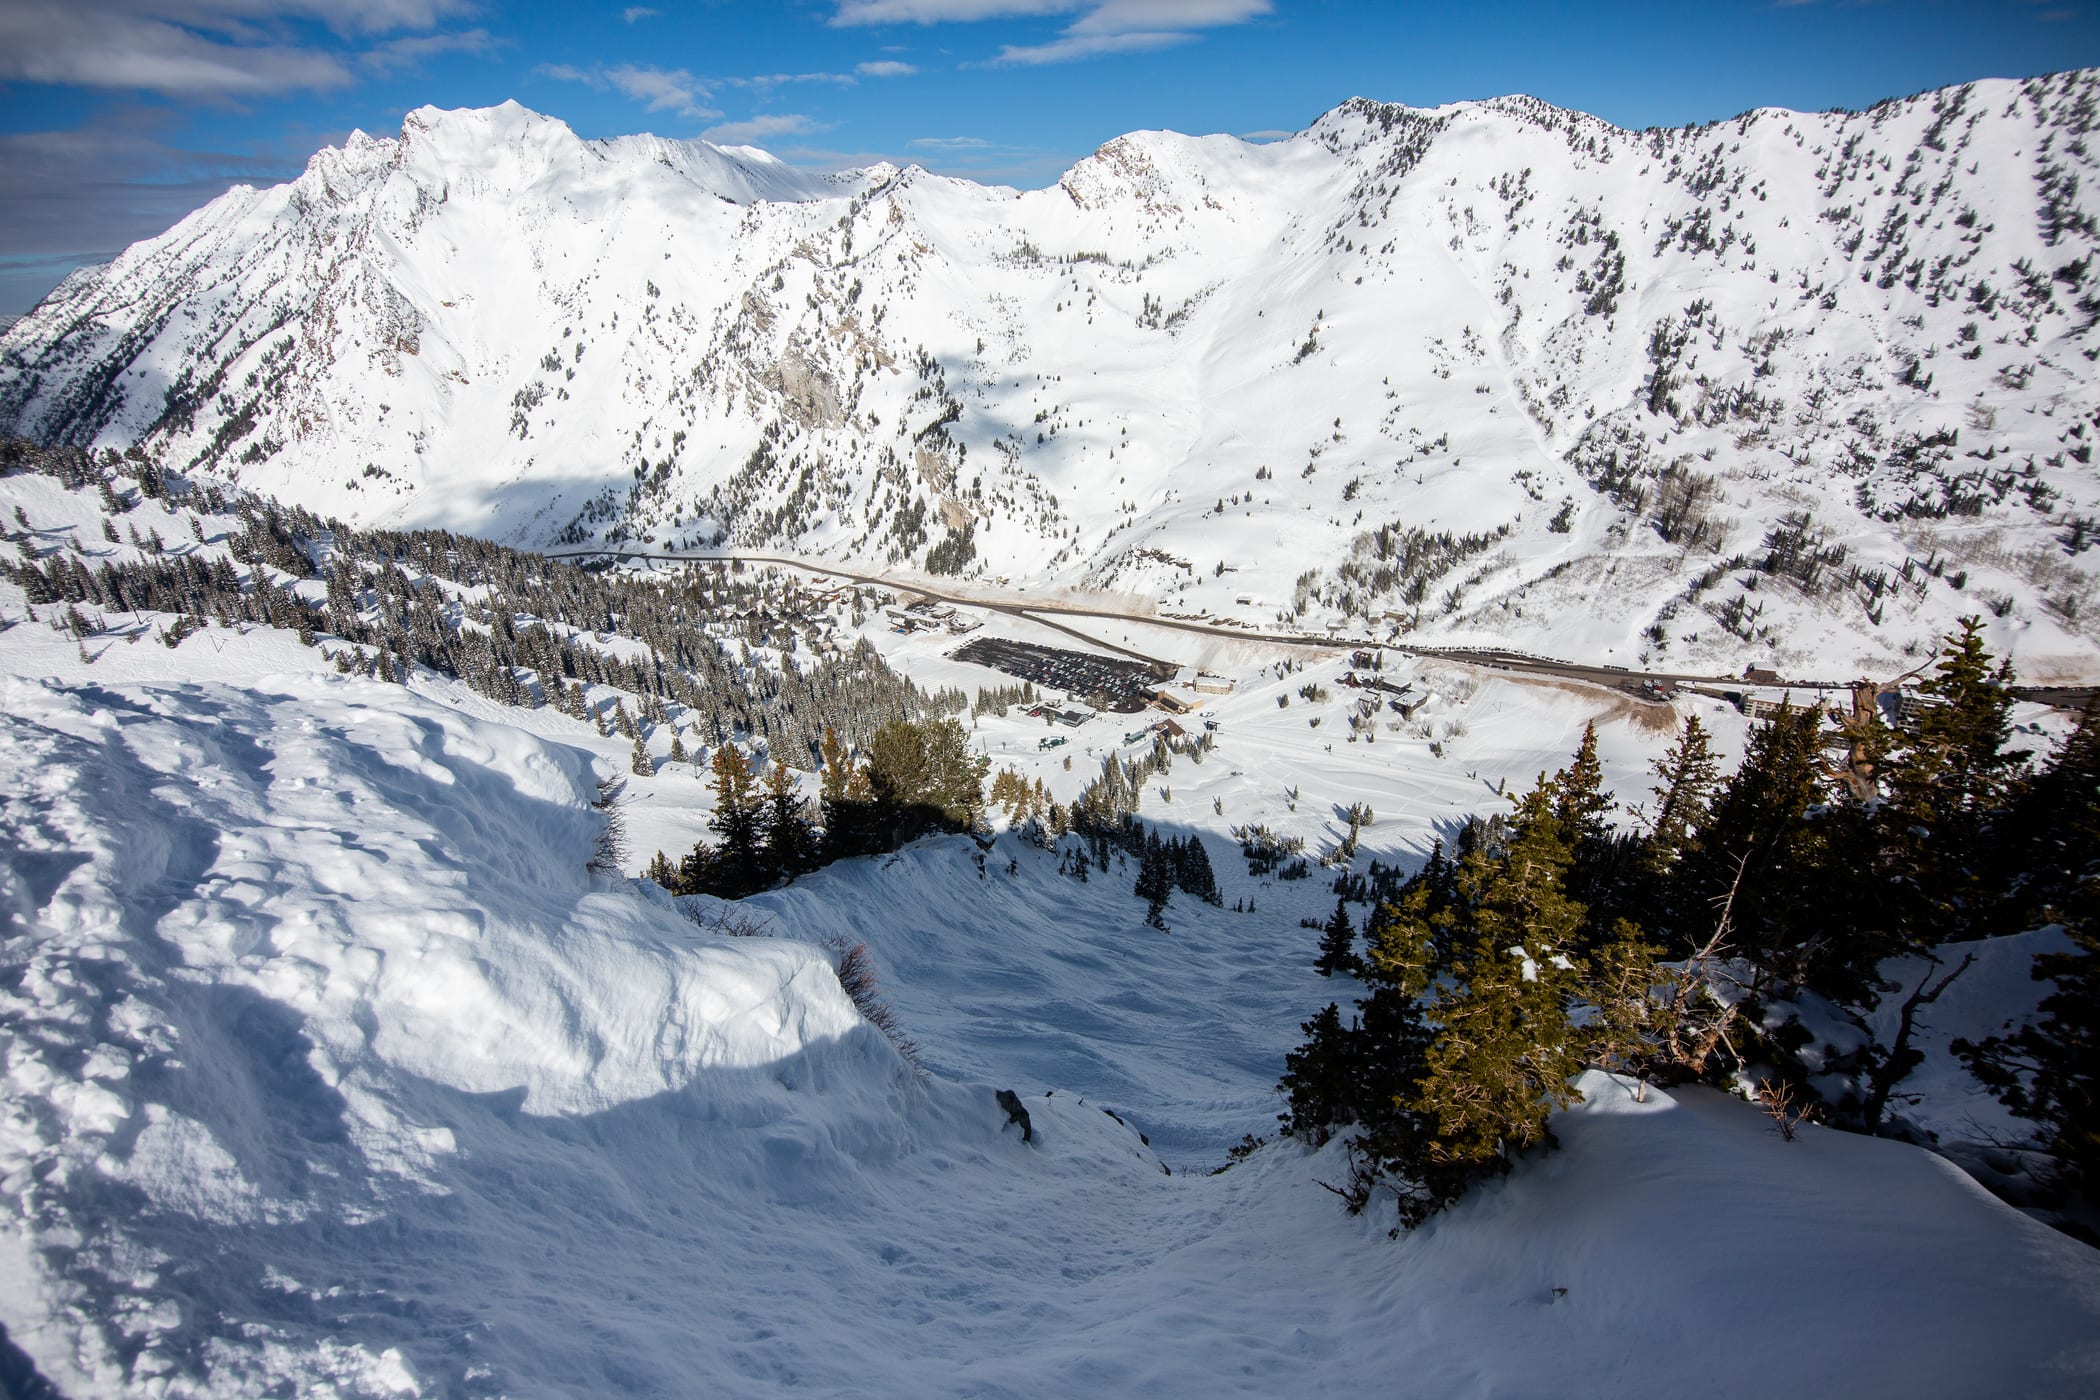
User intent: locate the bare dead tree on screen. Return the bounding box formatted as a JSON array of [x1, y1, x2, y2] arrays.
[[825, 936, 923, 1074], [1756, 1078, 1812, 1142], [1660, 852, 1748, 1080]]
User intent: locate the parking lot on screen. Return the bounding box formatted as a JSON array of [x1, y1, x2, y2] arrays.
[[951, 636, 1169, 713]]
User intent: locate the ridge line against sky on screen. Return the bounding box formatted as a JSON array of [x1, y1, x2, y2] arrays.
[[2, 1, 2098, 315]]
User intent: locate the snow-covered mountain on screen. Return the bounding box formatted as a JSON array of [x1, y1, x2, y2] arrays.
[[7, 75, 2100, 677]]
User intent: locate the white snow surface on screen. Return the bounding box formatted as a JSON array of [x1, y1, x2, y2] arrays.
[[2, 589, 2099, 1393]]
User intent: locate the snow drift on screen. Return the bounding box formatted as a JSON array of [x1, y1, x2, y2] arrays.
[[2, 660, 2098, 1396]]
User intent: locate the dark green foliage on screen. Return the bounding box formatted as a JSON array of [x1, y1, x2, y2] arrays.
[[1, 441, 946, 767], [1135, 835, 1172, 928], [1665, 701, 1840, 991], [1315, 898, 1359, 977], [862, 716, 989, 847], [1170, 833, 1222, 905], [1284, 769, 1594, 1228], [654, 719, 990, 897], [1878, 617, 2030, 944], [925, 522, 977, 575], [706, 745, 767, 898], [1276, 1004, 1364, 1147], [762, 760, 820, 881], [1645, 713, 1722, 871]]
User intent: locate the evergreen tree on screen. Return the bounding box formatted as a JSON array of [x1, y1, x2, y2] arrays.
[[817, 727, 869, 859], [1552, 721, 1613, 845], [1409, 779, 1587, 1195], [1646, 712, 1722, 870], [1669, 703, 1835, 989], [668, 728, 689, 765], [645, 849, 680, 891], [1173, 835, 1222, 905], [761, 760, 819, 880], [1583, 918, 1669, 1098], [1334, 886, 1445, 1221], [1315, 897, 1360, 977], [1135, 837, 1172, 928], [630, 733, 655, 777], [863, 717, 988, 848], [1878, 617, 2031, 944], [707, 745, 766, 896], [1277, 1004, 1361, 1147]]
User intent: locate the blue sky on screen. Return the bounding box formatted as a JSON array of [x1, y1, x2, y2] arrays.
[[2, 0, 2097, 313]]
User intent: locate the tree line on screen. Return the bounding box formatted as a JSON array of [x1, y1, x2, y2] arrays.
[[646, 718, 990, 898], [1, 440, 955, 765]]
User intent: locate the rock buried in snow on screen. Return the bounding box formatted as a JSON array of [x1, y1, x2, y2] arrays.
[[996, 1088, 1035, 1144]]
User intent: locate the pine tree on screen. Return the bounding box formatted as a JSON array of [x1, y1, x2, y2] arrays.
[[1583, 918, 1669, 1098], [1878, 617, 2031, 944], [1646, 712, 1721, 869], [707, 744, 766, 896], [1315, 897, 1359, 976], [630, 733, 656, 777], [1173, 835, 1222, 905], [668, 728, 689, 765], [817, 727, 865, 859], [1277, 1004, 1360, 1148], [761, 760, 818, 880], [1551, 720, 1613, 845], [863, 717, 988, 848], [1669, 702, 1834, 986], [645, 849, 681, 891], [1135, 839, 1172, 928], [1331, 884, 1445, 1220], [1409, 779, 1587, 1193]]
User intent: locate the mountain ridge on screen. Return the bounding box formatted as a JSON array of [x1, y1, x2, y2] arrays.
[[6, 71, 2100, 677]]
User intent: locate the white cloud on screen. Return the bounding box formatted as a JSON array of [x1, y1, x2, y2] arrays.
[[538, 62, 721, 120], [735, 71, 858, 90], [832, 0, 1072, 23], [0, 0, 481, 97], [606, 64, 719, 118], [703, 113, 829, 146], [1065, 0, 1267, 34], [622, 5, 658, 20], [0, 111, 321, 310], [831, 0, 1266, 28], [909, 135, 991, 149], [856, 59, 920, 77], [360, 27, 498, 75], [832, 0, 1270, 66], [984, 28, 1187, 64]]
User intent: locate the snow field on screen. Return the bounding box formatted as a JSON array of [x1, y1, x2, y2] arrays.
[[3, 472, 2099, 1396]]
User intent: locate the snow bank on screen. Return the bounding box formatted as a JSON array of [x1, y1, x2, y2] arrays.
[[0, 670, 904, 1395]]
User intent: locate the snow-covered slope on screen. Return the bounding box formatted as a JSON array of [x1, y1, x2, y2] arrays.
[[6, 76, 2100, 678], [5, 450, 2100, 1397], [5, 664, 2100, 1398]]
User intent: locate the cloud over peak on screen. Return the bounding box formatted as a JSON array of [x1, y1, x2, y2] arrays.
[[829, 0, 1269, 66]]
